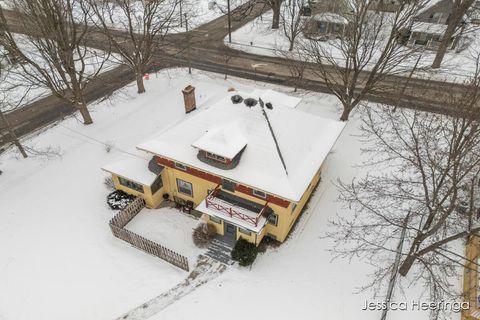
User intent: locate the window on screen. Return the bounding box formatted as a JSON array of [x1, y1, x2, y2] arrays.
[[174, 162, 187, 171], [318, 21, 327, 33], [222, 179, 236, 192], [267, 213, 278, 226], [252, 189, 266, 199], [118, 176, 144, 193], [206, 152, 227, 163], [177, 178, 193, 197], [239, 227, 252, 236], [210, 215, 222, 224], [291, 203, 297, 214], [150, 175, 163, 194]]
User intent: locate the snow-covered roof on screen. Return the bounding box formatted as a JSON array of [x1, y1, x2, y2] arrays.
[[313, 12, 348, 25], [417, 0, 445, 15], [137, 89, 345, 202], [251, 89, 302, 109], [102, 156, 158, 186], [411, 21, 447, 35], [192, 121, 248, 159]]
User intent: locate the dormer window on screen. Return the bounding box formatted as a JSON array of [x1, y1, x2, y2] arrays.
[[206, 152, 227, 163]]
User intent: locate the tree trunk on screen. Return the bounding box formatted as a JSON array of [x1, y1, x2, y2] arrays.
[[78, 102, 93, 125], [136, 73, 146, 94], [398, 255, 416, 276], [289, 40, 294, 51], [0, 110, 28, 158], [431, 22, 457, 69], [431, 0, 474, 68], [340, 106, 352, 121], [272, 0, 282, 29]]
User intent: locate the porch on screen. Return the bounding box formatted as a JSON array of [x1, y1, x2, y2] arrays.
[[195, 187, 272, 245]]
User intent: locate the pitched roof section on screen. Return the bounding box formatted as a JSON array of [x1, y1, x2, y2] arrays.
[[191, 121, 248, 159], [102, 156, 159, 186], [137, 90, 345, 202]]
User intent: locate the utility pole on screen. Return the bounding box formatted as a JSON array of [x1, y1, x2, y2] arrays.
[[184, 13, 192, 74], [227, 0, 232, 43]]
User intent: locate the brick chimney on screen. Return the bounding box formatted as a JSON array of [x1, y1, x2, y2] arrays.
[[182, 85, 196, 113]]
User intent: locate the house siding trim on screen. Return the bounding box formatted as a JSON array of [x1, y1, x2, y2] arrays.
[[155, 155, 291, 208]]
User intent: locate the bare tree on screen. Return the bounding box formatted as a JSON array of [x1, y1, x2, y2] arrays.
[[268, 0, 284, 29], [0, 0, 110, 125], [431, 0, 475, 69], [303, 0, 426, 121], [90, 0, 178, 94], [281, 0, 307, 51], [0, 58, 28, 158], [329, 68, 480, 312]]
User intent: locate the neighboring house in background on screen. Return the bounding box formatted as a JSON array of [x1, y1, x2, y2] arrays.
[[468, 0, 480, 24], [306, 12, 348, 38], [303, 0, 401, 39], [102, 86, 345, 246], [304, 0, 350, 38], [407, 0, 463, 50], [368, 0, 402, 12]]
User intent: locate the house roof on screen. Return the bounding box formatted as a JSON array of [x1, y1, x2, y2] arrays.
[[313, 12, 348, 25], [251, 89, 302, 109], [137, 89, 345, 202], [417, 0, 452, 17], [102, 155, 159, 186], [411, 21, 448, 34], [192, 121, 248, 159]]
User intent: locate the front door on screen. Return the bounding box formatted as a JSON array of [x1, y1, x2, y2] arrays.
[[223, 222, 237, 244]]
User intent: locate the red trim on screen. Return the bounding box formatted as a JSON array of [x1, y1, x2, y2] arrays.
[[155, 156, 290, 208]]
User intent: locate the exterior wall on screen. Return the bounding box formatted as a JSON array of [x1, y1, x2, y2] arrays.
[[111, 172, 167, 209], [203, 213, 225, 236], [109, 156, 323, 246], [407, 32, 454, 51], [158, 155, 323, 245], [266, 163, 323, 242]]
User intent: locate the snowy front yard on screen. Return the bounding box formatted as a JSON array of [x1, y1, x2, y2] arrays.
[[0, 68, 454, 320], [0, 34, 115, 112], [125, 206, 206, 263]]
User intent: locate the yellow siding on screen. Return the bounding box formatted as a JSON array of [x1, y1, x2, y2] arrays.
[[111, 172, 167, 209], [111, 162, 323, 246]]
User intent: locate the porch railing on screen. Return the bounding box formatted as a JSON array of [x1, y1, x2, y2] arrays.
[[204, 186, 269, 227]]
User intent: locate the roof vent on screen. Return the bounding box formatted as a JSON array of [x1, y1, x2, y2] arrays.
[[244, 98, 258, 107], [231, 95, 243, 104], [266, 102, 273, 109]]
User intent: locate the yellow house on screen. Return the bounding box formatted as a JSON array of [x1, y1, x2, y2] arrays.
[[102, 87, 345, 246]]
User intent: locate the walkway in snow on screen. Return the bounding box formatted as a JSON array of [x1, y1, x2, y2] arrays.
[[116, 255, 227, 320]]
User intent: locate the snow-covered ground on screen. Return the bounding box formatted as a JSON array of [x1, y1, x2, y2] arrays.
[[125, 206, 206, 263], [90, 0, 247, 33], [0, 68, 460, 320], [227, 9, 480, 82], [0, 35, 115, 113], [0, 0, 247, 35]]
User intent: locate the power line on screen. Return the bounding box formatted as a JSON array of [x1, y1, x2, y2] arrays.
[[58, 123, 149, 161]]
